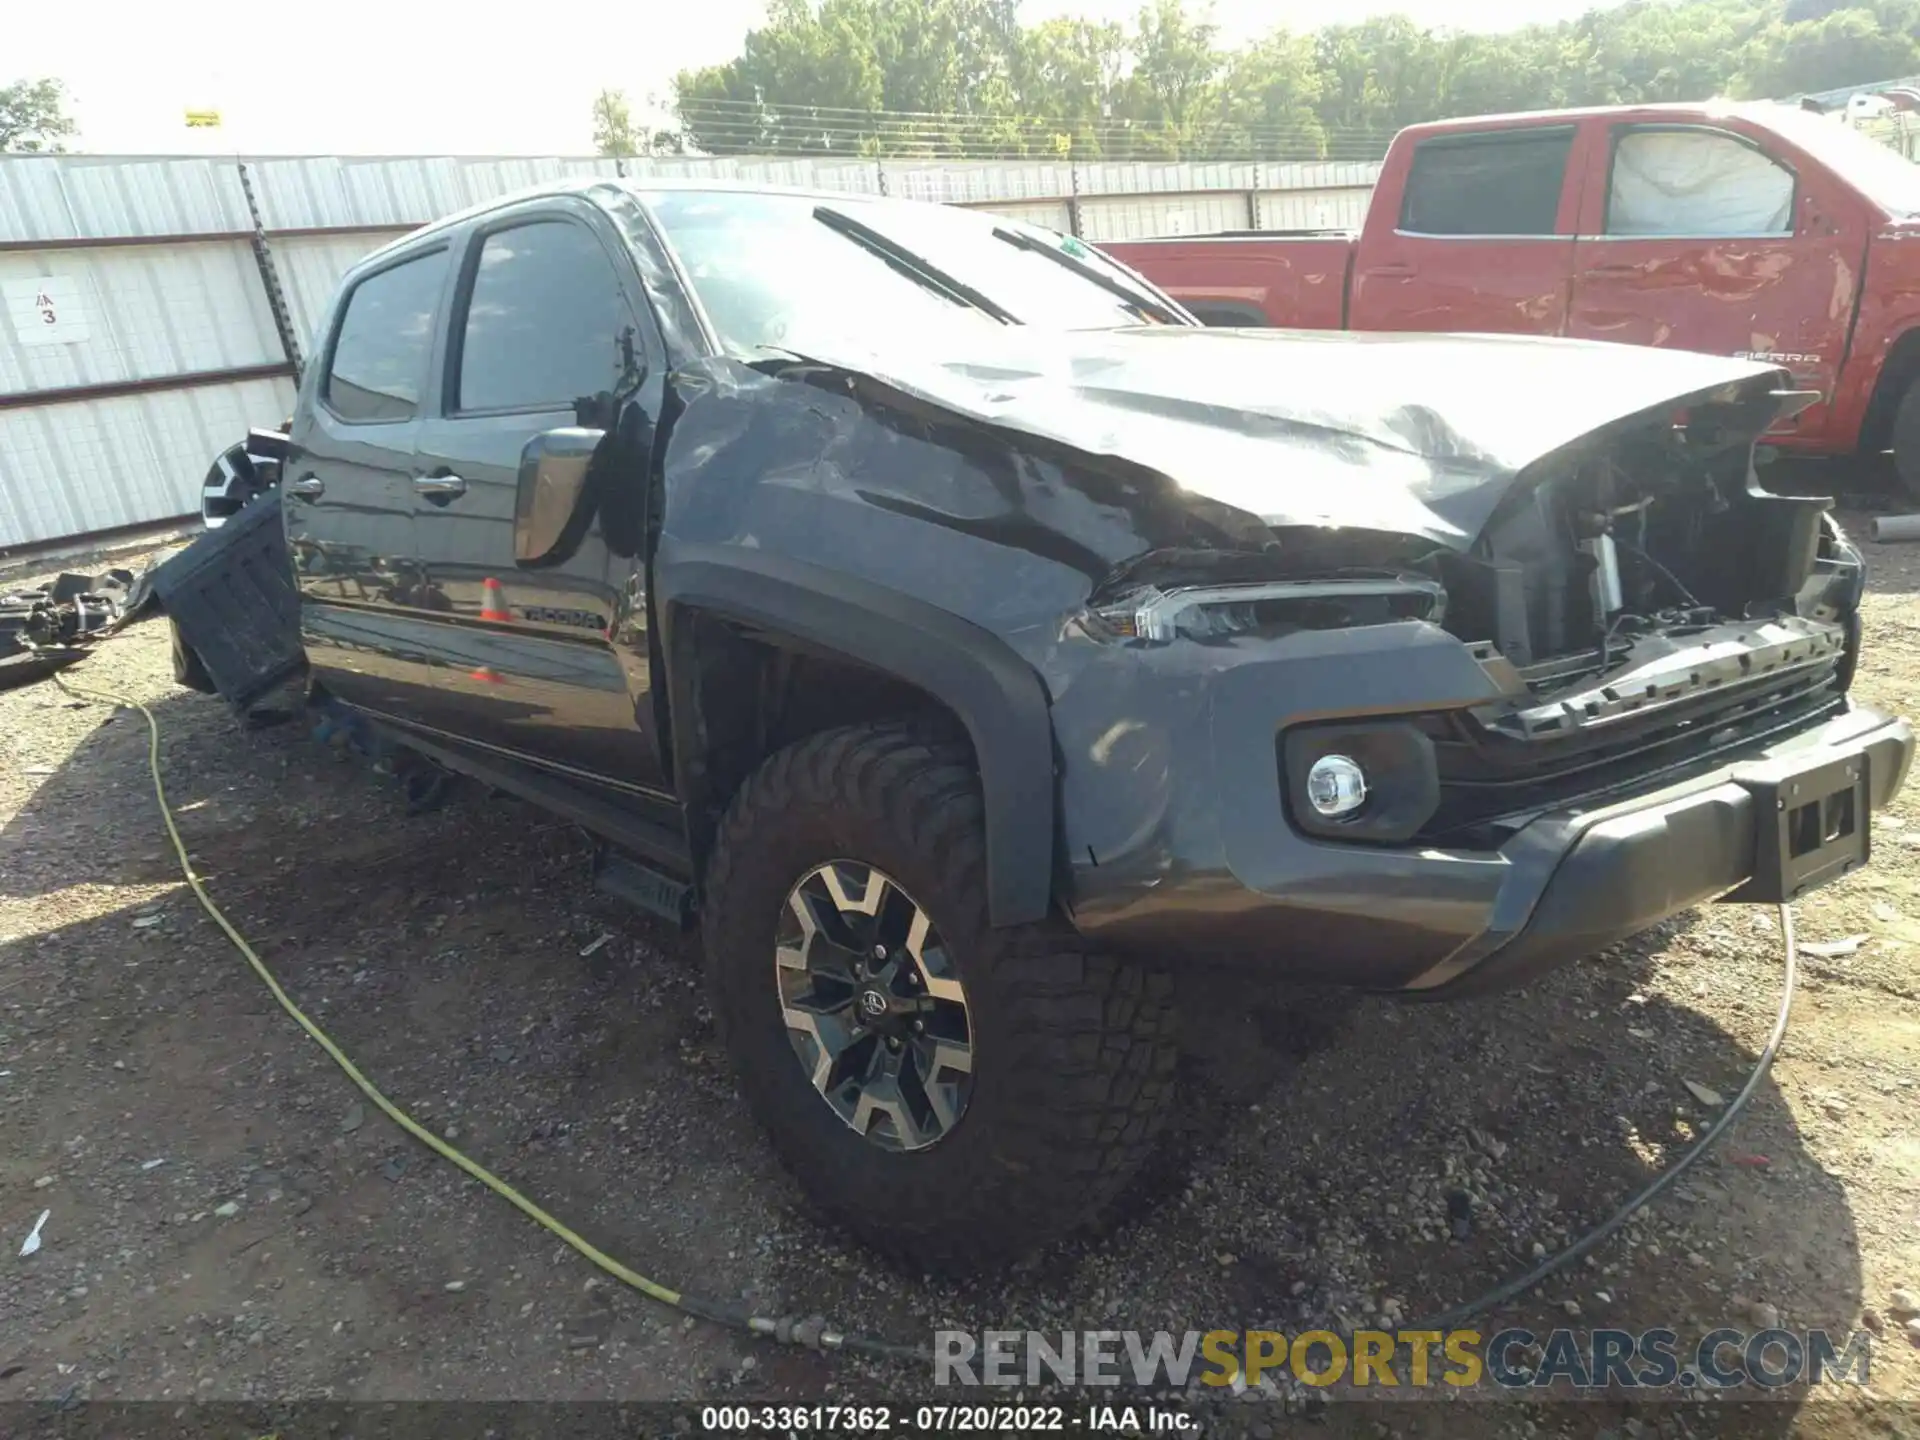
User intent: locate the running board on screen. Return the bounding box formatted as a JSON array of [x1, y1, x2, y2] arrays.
[[595, 851, 697, 929], [362, 721, 692, 876]]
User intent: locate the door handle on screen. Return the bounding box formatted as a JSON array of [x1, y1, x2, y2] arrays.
[[1364, 263, 1418, 279], [1582, 262, 1640, 277], [413, 473, 468, 499], [287, 474, 325, 500]]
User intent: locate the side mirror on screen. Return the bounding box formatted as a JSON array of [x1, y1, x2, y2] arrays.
[[513, 427, 606, 568]]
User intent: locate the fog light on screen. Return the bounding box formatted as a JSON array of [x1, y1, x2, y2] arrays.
[[1306, 754, 1367, 818]]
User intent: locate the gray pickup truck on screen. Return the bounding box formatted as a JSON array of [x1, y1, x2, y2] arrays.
[[178, 177, 1911, 1269]]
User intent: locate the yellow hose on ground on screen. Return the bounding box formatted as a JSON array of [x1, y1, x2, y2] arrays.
[[52, 670, 921, 1360], [56, 674, 685, 1305]]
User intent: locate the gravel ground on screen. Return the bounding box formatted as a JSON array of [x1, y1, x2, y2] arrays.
[[2, 513, 1918, 1437]]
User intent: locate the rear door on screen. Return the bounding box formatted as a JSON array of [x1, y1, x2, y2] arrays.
[[1565, 121, 1859, 440], [286, 243, 452, 714], [406, 200, 670, 793], [1349, 124, 1584, 335]]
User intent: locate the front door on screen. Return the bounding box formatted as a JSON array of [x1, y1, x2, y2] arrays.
[[286, 242, 452, 715], [1566, 122, 1861, 444], [408, 203, 669, 794]]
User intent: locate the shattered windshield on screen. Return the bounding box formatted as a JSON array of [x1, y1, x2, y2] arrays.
[[638, 188, 1179, 359]]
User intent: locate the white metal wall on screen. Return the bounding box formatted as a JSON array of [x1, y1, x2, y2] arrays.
[[0, 156, 254, 244], [243, 155, 627, 231], [0, 241, 283, 395], [0, 151, 1383, 550], [0, 376, 294, 548]]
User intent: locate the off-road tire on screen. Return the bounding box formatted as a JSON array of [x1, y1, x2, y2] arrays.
[[702, 720, 1178, 1270], [1895, 377, 1920, 503]]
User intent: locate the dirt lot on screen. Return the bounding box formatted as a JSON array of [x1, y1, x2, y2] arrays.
[[3, 513, 1919, 1437]]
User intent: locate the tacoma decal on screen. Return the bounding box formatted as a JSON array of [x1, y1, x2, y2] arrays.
[[519, 606, 607, 630]]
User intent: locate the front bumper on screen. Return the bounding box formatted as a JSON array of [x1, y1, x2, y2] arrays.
[[1401, 704, 1910, 997], [1050, 624, 1913, 997]]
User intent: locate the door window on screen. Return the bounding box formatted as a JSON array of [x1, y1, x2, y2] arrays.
[[1605, 130, 1794, 237], [1399, 128, 1575, 236], [455, 220, 629, 413], [324, 249, 448, 423]]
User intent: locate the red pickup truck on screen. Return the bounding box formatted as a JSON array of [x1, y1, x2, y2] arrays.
[[1101, 103, 1920, 494]]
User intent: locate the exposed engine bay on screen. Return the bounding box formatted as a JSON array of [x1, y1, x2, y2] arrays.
[[1087, 389, 1859, 713], [1064, 380, 1863, 840], [802, 331, 1860, 740], [1440, 393, 1856, 693]]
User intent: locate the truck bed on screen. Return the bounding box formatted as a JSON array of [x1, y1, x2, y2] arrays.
[[1100, 233, 1357, 330]]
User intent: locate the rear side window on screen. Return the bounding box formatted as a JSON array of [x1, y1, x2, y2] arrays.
[[1400, 129, 1575, 236], [1605, 129, 1794, 237], [455, 220, 630, 413], [325, 250, 447, 423]]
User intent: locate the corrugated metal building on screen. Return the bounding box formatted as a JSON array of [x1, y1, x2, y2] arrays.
[[0, 151, 1380, 551]]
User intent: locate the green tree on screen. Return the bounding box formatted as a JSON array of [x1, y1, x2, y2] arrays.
[[1312, 17, 1454, 140], [1012, 18, 1130, 156], [675, 0, 885, 154], [592, 89, 641, 157], [1734, 3, 1920, 95], [668, 0, 1920, 161], [1216, 30, 1325, 158], [593, 87, 689, 157], [1, 77, 77, 154], [1441, 32, 1561, 119], [1116, 0, 1224, 158]]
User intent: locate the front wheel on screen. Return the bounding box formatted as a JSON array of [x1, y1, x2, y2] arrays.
[[701, 721, 1178, 1271]]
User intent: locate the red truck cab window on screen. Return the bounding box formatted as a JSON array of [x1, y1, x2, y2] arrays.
[[1603, 128, 1794, 236], [1352, 125, 1581, 336], [1566, 120, 1858, 440], [1399, 128, 1575, 237]]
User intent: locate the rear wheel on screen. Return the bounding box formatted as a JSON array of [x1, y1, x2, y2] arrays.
[[1894, 377, 1920, 503], [169, 618, 215, 693], [701, 721, 1178, 1270]]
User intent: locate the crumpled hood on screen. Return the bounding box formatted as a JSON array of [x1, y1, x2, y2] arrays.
[[791, 325, 1788, 551]]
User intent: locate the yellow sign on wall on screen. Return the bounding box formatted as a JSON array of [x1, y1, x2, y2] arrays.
[[184, 109, 222, 129]]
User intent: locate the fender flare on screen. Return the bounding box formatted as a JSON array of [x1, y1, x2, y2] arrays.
[[654, 538, 1057, 928]]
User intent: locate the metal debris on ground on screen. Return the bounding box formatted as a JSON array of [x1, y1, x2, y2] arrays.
[[1799, 933, 1868, 957], [18, 1209, 49, 1258], [0, 568, 136, 691], [1683, 1080, 1726, 1107], [0, 570, 133, 657]]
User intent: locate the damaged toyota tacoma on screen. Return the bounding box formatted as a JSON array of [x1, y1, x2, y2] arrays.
[[233, 178, 1911, 1268]]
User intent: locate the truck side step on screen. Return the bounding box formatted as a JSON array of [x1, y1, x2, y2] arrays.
[[595, 852, 697, 930]]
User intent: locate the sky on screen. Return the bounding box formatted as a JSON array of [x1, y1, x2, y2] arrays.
[[15, 0, 1628, 156]]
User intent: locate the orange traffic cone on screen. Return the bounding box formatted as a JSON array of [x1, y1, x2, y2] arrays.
[[471, 579, 509, 680]]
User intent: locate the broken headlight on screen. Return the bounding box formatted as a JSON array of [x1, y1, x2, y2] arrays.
[[1090, 576, 1445, 643]]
